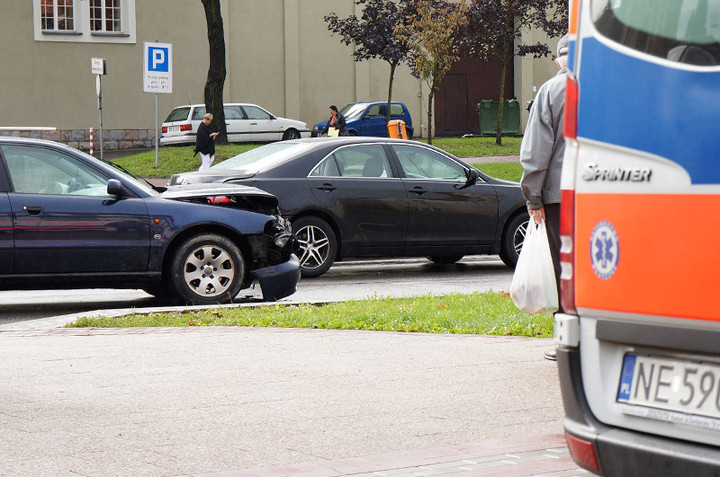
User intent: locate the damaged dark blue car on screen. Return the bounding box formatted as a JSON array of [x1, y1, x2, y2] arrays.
[[0, 138, 299, 305]]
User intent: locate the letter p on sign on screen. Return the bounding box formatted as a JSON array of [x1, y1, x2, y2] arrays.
[[149, 47, 169, 72]]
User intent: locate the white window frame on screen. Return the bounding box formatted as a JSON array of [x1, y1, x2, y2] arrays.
[[40, 0, 76, 32], [33, 0, 136, 44]]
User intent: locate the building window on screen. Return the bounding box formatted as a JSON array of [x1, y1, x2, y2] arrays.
[[41, 0, 75, 31], [90, 0, 121, 33], [34, 0, 135, 43]]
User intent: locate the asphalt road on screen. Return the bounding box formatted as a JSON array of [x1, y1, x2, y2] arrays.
[[0, 256, 513, 328]]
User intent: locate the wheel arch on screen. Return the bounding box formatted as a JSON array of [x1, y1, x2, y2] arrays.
[[160, 224, 254, 286], [290, 210, 343, 260], [282, 128, 300, 140], [498, 208, 529, 251]]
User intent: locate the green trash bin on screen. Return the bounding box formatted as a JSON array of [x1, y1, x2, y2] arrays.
[[477, 100, 520, 135]]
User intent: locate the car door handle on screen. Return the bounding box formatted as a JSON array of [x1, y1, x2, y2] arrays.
[[250, 122, 258, 126], [23, 205, 44, 215], [316, 183, 336, 192], [409, 186, 427, 195]]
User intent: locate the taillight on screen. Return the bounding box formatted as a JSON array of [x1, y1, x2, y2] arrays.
[[560, 188, 576, 314], [565, 433, 599, 471], [180, 124, 193, 132], [563, 75, 578, 140], [161, 126, 168, 133], [560, 135, 578, 314]]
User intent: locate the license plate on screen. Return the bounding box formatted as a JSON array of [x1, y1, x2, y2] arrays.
[[617, 353, 720, 423], [168, 125, 180, 132]]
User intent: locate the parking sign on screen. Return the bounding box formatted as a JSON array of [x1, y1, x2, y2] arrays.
[[143, 42, 172, 93]]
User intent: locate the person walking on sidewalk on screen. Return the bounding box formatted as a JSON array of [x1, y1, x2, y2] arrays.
[[519, 33, 569, 361], [195, 113, 219, 171], [321, 105, 347, 137]]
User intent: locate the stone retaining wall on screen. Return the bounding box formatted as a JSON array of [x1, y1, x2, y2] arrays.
[[0, 129, 156, 152]]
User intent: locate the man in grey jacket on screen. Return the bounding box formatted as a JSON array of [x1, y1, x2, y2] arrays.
[[520, 34, 568, 360]]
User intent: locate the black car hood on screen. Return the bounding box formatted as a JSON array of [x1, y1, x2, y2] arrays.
[[161, 183, 279, 213]]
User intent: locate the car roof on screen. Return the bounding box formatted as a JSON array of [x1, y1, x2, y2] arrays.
[[348, 101, 404, 106], [0, 136, 79, 150], [172, 103, 260, 109]]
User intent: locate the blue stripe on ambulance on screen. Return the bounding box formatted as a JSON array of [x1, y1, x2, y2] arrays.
[[577, 38, 720, 184]]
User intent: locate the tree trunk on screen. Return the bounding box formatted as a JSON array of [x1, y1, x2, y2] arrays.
[[386, 62, 397, 127], [201, 0, 227, 145], [495, 36, 510, 146], [427, 89, 435, 145]]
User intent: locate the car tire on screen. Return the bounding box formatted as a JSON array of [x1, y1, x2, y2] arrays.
[[293, 216, 337, 278], [428, 255, 463, 265], [500, 213, 529, 269], [169, 233, 246, 305], [283, 129, 301, 140]]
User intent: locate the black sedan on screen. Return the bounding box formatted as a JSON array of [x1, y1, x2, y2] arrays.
[[0, 138, 299, 304], [170, 137, 529, 278]]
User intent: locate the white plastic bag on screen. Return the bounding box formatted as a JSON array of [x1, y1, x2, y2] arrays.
[[509, 217, 559, 314]]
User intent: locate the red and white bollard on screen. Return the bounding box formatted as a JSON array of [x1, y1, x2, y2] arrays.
[[89, 127, 94, 156]]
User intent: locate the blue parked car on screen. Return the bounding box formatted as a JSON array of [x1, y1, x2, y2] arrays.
[[0, 138, 300, 305], [313, 101, 413, 138]]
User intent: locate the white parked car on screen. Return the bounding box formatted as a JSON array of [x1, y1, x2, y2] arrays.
[[160, 103, 311, 145]]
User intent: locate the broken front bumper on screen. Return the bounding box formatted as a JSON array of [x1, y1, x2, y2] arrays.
[[250, 255, 300, 301]]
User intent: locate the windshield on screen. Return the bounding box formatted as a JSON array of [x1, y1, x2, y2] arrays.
[[339, 103, 368, 121], [74, 150, 158, 195], [593, 0, 720, 65], [211, 142, 313, 172]]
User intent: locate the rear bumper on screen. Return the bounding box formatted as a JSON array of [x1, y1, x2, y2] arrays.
[[558, 346, 720, 476], [159, 134, 195, 146], [250, 255, 300, 301]]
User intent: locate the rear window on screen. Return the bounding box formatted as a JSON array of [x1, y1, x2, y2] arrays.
[[390, 104, 405, 117], [164, 107, 190, 122], [593, 0, 720, 65]]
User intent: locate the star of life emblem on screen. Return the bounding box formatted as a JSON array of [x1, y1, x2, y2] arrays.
[[590, 221, 619, 280]]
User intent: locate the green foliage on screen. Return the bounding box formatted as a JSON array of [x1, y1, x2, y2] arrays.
[[68, 292, 554, 338]]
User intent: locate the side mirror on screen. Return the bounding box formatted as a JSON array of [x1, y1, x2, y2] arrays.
[[107, 179, 126, 197], [456, 168, 479, 189]]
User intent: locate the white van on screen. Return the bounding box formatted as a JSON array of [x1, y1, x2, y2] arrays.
[[557, 0, 720, 475]]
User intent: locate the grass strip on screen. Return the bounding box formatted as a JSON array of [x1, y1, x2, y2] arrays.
[[67, 291, 553, 338], [472, 161, 524, 182]]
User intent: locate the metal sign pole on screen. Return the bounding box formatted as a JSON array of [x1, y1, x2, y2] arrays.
[[155, 93, 159, 169], [96, 74, 104, 161]]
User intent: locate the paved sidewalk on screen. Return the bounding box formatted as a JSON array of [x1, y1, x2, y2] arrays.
[[0, 326, 581, 477]]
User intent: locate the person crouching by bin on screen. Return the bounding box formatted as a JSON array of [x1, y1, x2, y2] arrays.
[[195, 113, 219, 171], [321, 105, 347, 137]]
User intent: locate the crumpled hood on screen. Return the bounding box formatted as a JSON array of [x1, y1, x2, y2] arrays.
[[162, 182, 279, 210]]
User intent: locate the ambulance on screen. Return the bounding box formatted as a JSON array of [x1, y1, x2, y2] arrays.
[[556, 0, 720, 474]]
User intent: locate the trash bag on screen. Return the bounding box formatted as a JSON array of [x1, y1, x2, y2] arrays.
[[509, 217, 559, 314]]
